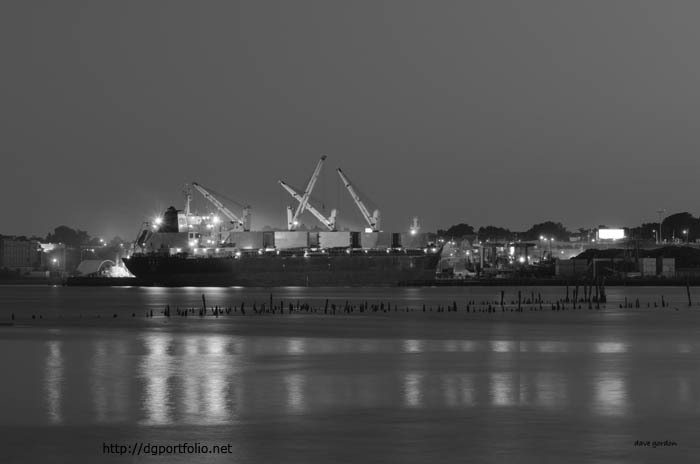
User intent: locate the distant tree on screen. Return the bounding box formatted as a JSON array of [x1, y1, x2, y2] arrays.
[[46, 226, 90, 247], [477, 226, 513, 242], [437, 223, 475, 239], [662, 212, 699, 242], [108, 237, 125, 248], [523, 221, 570, 241], [628, 222, 658, 241]]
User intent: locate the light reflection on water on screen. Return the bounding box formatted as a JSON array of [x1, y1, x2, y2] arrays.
[[594, 374, 628, 417], [140, 333, 174, 425], [533, 372, 567, 409], [403, 339, 423, 353], [27, 332, 673, 422], [595, 342, 628, 353], [44, 340, 63, 424], [285, 373, 306, 413], [403, 372, 424, 408], [8, 319, 700, 429], [491, 372, 517, 407], [7, 286, 700, 462]]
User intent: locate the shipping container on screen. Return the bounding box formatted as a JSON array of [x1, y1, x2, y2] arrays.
[[229, 232, 264, 250], [639, 258, 656, 276], [263, 231, 275, 248], [375, 232, 393, 248], [661, 258, 675, 277], [351, 231, 361, 248], [400, 232, 429, 249], [319, 231, 351, 248], [360, 232, 379, 249], [274, 231, 309, 249], [308, 232, 320, 248]]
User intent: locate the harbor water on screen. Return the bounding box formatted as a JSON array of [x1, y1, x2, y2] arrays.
[[1, 285, 699, 463]]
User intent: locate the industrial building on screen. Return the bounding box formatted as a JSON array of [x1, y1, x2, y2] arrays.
[[0, 236, 42, 272]]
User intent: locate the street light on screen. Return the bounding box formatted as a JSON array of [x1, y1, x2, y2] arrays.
[[683, 229, 688, 244], [656, 209, 665, 244]]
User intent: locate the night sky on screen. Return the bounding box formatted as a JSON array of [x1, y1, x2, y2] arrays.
[[2, 1, 699, 241]]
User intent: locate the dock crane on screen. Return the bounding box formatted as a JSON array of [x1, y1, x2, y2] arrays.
[[279, 180, 337, 230], [337, 168, 380, 232], [281, 155, 336, 230], [191, 182, 251, 231]]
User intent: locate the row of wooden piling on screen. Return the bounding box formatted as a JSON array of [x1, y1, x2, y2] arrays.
[[9, 283, 700, 321]]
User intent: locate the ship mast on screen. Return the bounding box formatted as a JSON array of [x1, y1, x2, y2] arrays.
[[183, 184, 192, 217]]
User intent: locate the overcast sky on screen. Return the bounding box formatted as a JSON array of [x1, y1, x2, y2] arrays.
[[2, 1, 699, 240]]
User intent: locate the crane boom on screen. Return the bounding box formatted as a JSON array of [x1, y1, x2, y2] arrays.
[[191, 182, 251, 231], [280, 155, 326, 230], [279, 180, 336, 230], [288, 155, 327, 230], [337, 168, 380, 231]]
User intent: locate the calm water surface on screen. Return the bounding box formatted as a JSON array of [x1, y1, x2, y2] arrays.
[[1, 285, 699, 463]]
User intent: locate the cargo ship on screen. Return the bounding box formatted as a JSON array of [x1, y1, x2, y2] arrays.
[[121, 157, 442, 287]]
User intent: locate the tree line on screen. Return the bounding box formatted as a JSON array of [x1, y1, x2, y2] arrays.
[[438, 212, 700, 243]]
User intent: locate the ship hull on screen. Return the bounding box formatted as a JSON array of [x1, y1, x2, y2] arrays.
[[122, 251, 440, 287]]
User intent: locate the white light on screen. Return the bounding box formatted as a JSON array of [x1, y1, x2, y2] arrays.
[[154, 218, 162, 225], [598, 229, 625, 240], [235, 251, 241, 258], [52, 258, 57, 263], [518, 256, 525, 263], [213, 216, 220, 224], [410, 229, 417, 235]]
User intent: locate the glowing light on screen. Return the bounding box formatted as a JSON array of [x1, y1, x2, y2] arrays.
[[518, 256, 525, 263], [364, 228, 373, 233], [598, 228, 625, 240], [154, 218, 162, 225]]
